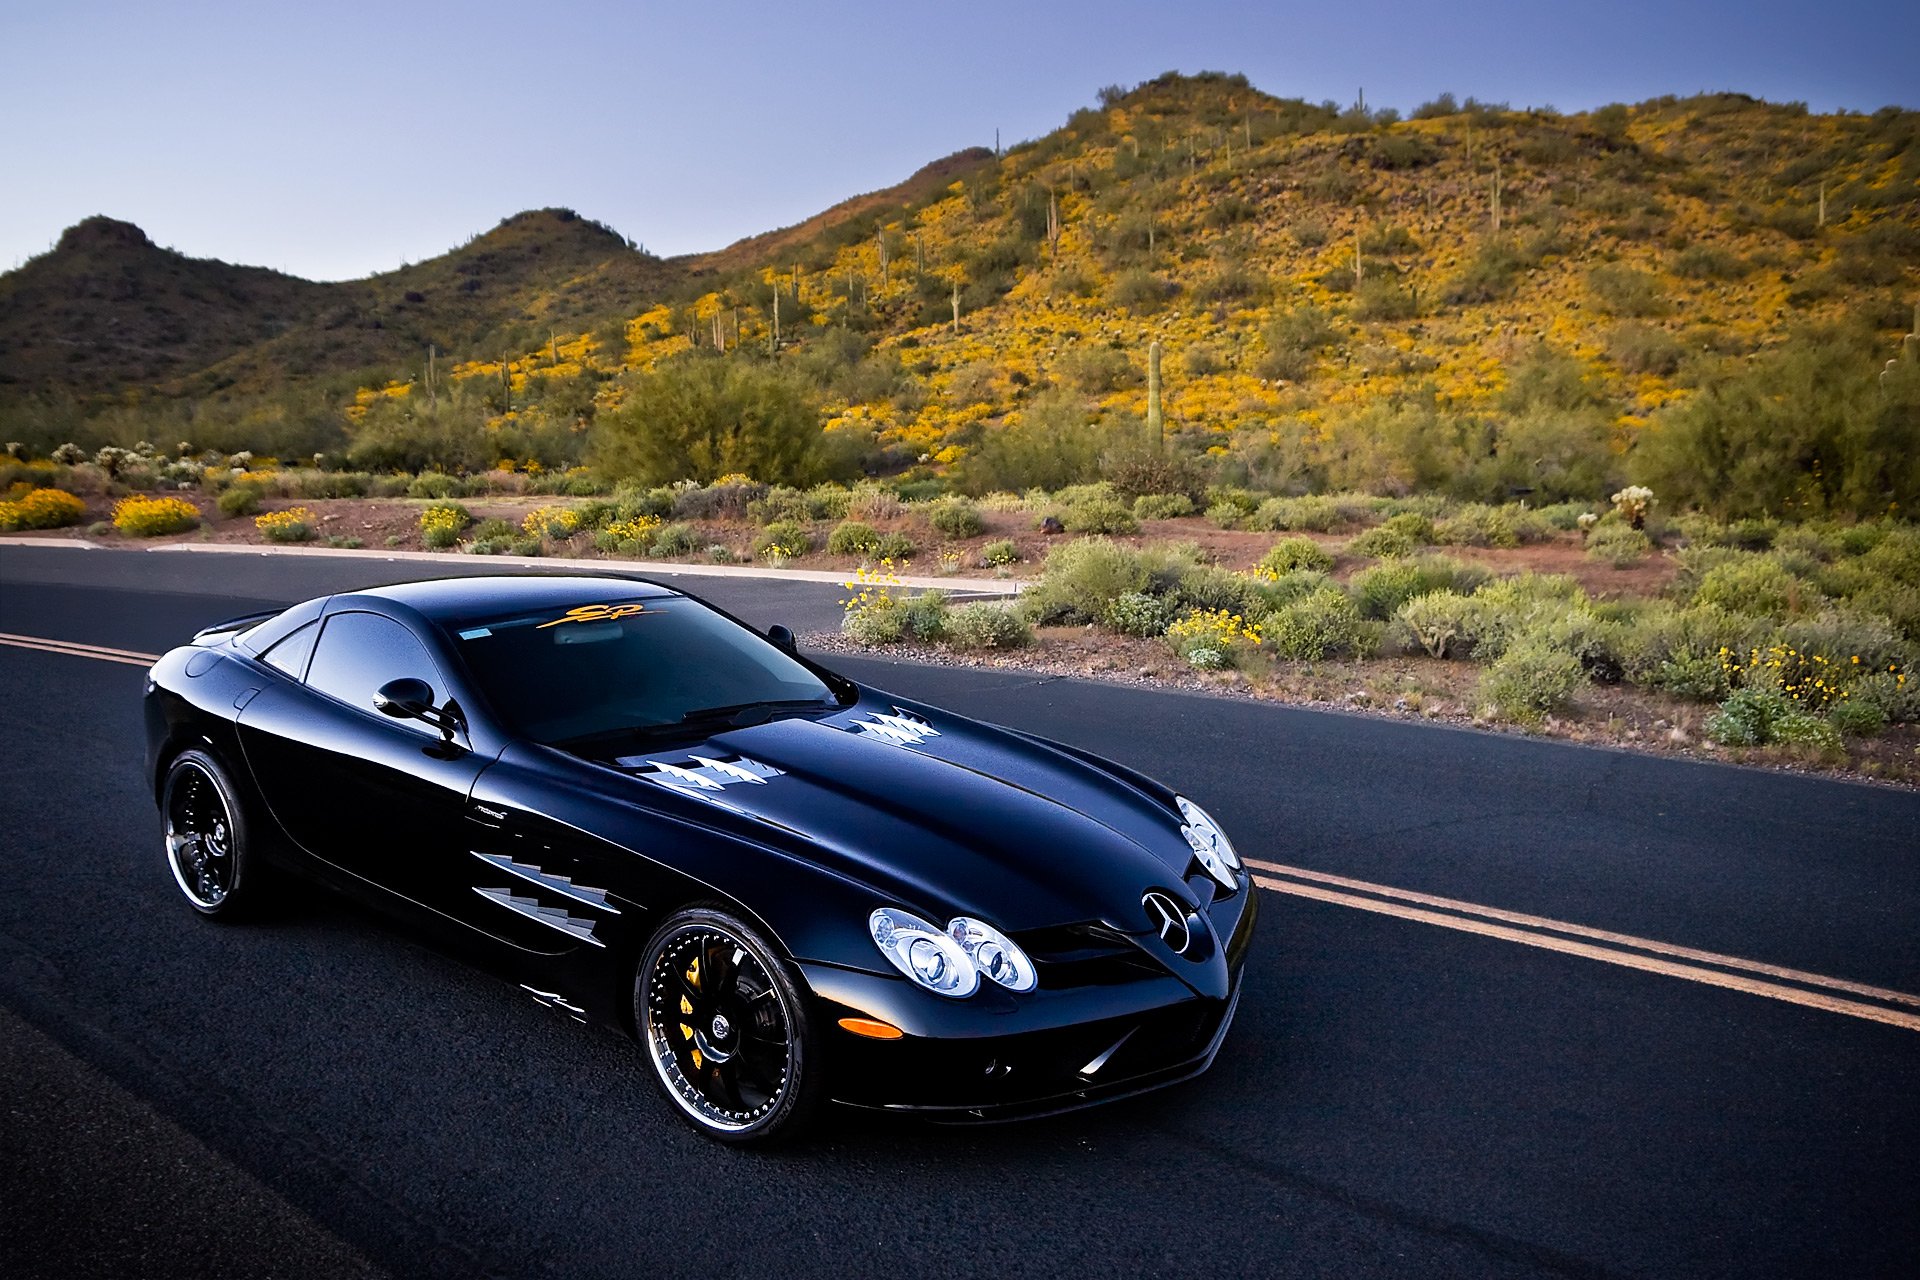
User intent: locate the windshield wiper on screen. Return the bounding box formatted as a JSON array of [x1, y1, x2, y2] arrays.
[[551, 699, 830, 752], [677, 698, 831, 727]]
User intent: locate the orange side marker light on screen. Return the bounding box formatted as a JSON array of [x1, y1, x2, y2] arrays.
[[837, 1016, 905, 1040]]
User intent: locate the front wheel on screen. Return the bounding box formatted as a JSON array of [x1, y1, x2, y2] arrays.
[[160, 749, 261, 918], [635, 907, 823, 1144]]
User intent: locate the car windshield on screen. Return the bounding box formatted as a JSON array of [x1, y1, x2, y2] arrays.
[[443, 597, 841, 748]]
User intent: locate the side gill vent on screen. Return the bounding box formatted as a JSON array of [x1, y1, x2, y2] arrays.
[[845, 708, 939, 747], [473, 886, 605, 947], [470, 852, 618, 914]]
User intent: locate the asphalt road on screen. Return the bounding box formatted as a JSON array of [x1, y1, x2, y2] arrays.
[[3, 546, 1917, 1279]]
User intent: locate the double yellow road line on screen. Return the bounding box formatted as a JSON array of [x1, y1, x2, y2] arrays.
[[1250, 859, 1920, 1033], [2, 627, 1914, 1032], [0, 630, 158, 667]]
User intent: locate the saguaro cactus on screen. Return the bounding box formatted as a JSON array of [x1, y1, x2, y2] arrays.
[[1147, 340, 1164, 449]]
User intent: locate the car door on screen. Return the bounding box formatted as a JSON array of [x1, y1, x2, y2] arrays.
[[236, 608, 493, 912]]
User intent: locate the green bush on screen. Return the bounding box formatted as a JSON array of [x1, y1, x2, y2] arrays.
[[1393, 590, 1478, 658], [1205, 501, 1247, 529], [1827, 697, 1888, 737], [1172, 564, 1266, 619], [1024, 538, 1148, 623], [874, 531, 917, 560], [1586, 523, 1653, 567], [1133, 493, 1195, 520], [1060, 496, 1140, 535], [806, 484, 855, 520], [1588, 263, 1668, 317], [747, 486, 815, 526], [827, 521, 881, 555], [1705, 688, 1794, 747], [1263, 588, 1379, 661], [1534, 610, 1630, 684], [591, 359, 830, 487], [612, 483, 677, 521], [842, 599, 907, 645], [216, 484, 264, 518], [1350, 555, 1490, 620], [901, 591, 949, 641], [1102, 591, 1178, 637], [1346, 526, 1415, 559], [650, 522, 701, 557], [1467, 574, 1590, 660], [926, 497, 985, 538], [981, 539, 1020, 567], [753, 521, 814, 558], [470, 518, 515, 542], [1257, 537, 1335, 576], [946, 603, 1034, 649], [1631, 324, 1920, 521], [1250, 570, 1334, 612], [1694, 555, 1820, 618], [1433, 503, 1521, 548], [1380, 511, 1436, 543], [1771, 710, 1844, 755], [1249, 495, 1342, 532], [1479, 640, 1587, 724], [407, 472, 469, 500], [1623, 603, 1756, 699]]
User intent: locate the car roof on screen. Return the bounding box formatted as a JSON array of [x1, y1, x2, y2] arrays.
[[346, 574, 681, 621]]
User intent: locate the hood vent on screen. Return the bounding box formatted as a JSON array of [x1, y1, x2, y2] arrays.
[[616, 753, 785, 795], [844, 708, 940, 747]]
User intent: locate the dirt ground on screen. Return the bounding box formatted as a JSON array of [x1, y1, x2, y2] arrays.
[[30, 493, 1678, 600], [18, 489, 1912, 788]]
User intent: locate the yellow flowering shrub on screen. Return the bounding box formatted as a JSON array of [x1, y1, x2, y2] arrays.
[[419, 503, 471, 549], [522, 505, 582, 539], [1165, 608, 1263, 668], [254, 506, 317, 543], [111, 495, 201, 537], [0, 487, 87, 531]]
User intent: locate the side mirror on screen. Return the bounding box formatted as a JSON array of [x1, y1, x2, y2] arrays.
[[373, 677, 437, 720], [767, 624, 797, 655]]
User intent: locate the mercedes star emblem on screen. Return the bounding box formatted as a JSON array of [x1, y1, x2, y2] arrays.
[[1141, 891, 1192, 955]]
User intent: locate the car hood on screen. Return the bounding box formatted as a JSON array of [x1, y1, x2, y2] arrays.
[[605, 705, 1205, 937]]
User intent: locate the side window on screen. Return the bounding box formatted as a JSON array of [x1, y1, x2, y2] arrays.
[[304, 612, 444, 725], [261, 621, 318, 678]]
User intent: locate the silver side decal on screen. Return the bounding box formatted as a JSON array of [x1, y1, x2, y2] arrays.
[[616, 753, 785, 794], [473, 886, 605, 947], [520, 985, 586, 1017], [470, 852, 619, 914], [847, 708, 940, 746]]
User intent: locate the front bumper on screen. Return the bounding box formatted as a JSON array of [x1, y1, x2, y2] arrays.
[[803, 877, 1257, 1119]]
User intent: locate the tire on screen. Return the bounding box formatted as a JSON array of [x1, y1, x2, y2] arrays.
[[160, 749, 262, 919], [635, 906, 824, 1144]]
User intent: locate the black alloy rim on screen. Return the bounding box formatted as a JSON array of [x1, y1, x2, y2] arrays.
[[165, 763, 233, 909], [645, 925, 793, 1131]]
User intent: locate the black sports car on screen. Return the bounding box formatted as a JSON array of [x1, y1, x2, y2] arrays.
[[143, 574, 1256, 1142]]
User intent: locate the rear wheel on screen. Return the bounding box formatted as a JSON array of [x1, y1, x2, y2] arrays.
[[635, 907, 822, 1144], [161, 750, 260, 918]]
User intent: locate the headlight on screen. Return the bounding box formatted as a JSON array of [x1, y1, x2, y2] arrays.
[[868, 908, 1038, 997], [1175, 795, 1241, 888], [947, 916, 1037, 992], [869, 908, 978, 997]]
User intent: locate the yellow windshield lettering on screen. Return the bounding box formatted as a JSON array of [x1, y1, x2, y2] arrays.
[[536, 603, 648, 629]]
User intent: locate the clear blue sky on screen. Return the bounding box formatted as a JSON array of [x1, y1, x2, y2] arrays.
[[3, 0, 1911, 280]]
